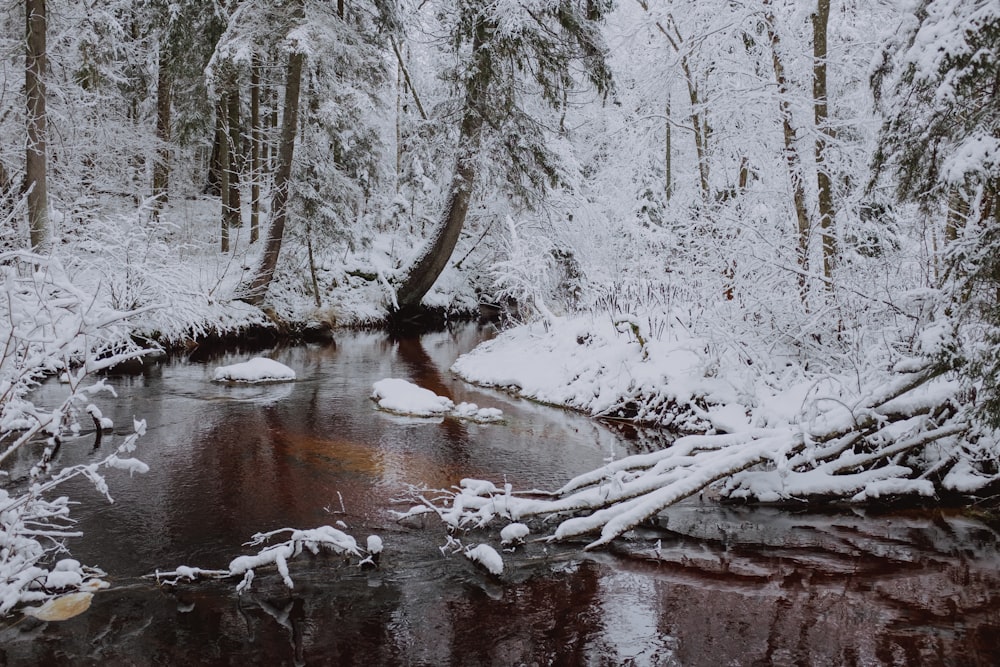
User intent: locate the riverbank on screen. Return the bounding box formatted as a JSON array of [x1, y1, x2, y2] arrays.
[[445, 314, 1000, 517], [5, 325, 1000, 666]]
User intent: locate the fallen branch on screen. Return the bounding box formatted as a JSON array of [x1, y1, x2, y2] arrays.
[[149, 525, 380, 594], [403, 359, 980, 549]]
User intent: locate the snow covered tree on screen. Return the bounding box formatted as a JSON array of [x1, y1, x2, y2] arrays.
[[392, 0, 613, 312], [874, 0, 1000, 421], [148, 0, 226, 212], [25, 0, 48, 251], [235, 0, 306, 304], [234, 0, 395, 305]]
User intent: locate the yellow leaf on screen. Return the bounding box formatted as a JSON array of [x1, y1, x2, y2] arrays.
[[23, 592, 94, 621]]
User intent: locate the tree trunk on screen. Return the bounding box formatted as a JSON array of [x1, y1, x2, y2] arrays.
[[217, 95, 230, 252], [394, 17, 491, 311], [225, 85, 242, 230], [664, 94, 672, 203], [250, 54, 261, 243], [152, 50, 172, 215], [767, 10, 811, 292], [267, 87, 278, 173], [395, 56, 402, 192], [25, 0, 48, 252], [635, 3, 710, 204], [945, 186, 967, 243], [237, 49, 304, 306], [813, 0, 835, 284]]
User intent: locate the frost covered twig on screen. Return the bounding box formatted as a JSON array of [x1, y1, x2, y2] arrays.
[[151, 525, 382, 594]]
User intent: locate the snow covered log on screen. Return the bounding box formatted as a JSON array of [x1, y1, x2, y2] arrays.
[[404, 360, 992, 549]]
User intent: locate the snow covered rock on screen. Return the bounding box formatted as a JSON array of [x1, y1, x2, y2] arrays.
[[371, 380, 504, 422], [500, 523, 530, 546], [371, 379, 454, 416], [213, 358, 296, 383], [453, 402, 504, 423], [465, 544, 504, 576]]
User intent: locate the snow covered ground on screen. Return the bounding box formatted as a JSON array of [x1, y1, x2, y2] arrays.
[[452, 315, 750, 432], [429, 313, 1000, 546]]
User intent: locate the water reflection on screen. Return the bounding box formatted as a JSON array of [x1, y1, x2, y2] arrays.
[[1, 325, 998, 665]]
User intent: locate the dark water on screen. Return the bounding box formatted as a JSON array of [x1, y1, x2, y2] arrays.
[[2, 325, 999, 665]]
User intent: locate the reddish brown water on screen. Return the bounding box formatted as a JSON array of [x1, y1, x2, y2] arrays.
[[2, 324, 999, 665]]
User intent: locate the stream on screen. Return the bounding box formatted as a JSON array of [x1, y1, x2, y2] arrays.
[[2, 324, 999, 665]]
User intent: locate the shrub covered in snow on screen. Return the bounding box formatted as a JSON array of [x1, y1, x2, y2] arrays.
[[0, 254, 150, 617]]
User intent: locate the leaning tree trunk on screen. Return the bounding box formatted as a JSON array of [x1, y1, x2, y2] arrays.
[[250, 53, 261, 243], [25, 0, 48, 252], [237, 49, 304, 306], [394, 18, 490, 311]]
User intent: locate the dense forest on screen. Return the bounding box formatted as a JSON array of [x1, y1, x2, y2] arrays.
[[3, 0, 1000, 617]]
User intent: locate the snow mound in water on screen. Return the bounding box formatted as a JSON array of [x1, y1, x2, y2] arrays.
[[453, 402, 504, 422], [465, 544, 504, 576], [372, 379, 504, 422], [372, 378, 454, 416], [213, 357, 296, 383]]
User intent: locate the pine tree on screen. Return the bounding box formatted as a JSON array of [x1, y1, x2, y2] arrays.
[[874, 0, 1000, 421], [392, 0, 613, 311]]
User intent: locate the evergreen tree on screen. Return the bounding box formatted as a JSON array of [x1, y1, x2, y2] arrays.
[[874, 0, 1000, 421], [393, 0, 614, 311]]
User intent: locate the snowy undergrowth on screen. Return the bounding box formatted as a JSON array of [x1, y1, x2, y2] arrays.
[[61, 198, 481, 336], [64, 202, 273, 344], [0, 254, 151, 616]]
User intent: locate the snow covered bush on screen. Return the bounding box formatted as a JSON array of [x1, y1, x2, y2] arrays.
[[0, 253, 150, 616]]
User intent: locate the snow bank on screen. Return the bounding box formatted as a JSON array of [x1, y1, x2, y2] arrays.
[[213, 357, 296, 383], [452, 316, 740, 430]]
